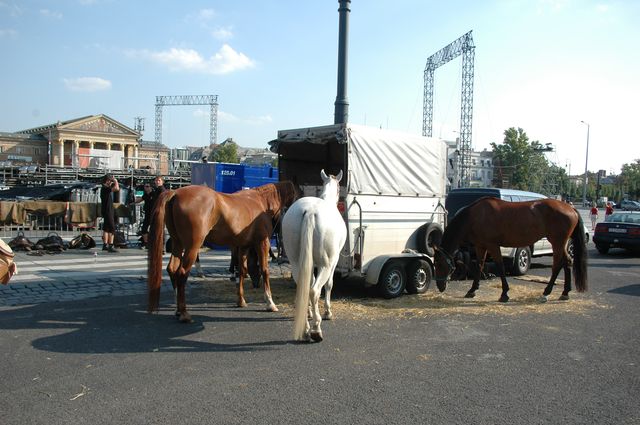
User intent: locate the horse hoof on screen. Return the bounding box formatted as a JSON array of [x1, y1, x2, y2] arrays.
[[559, 294, 570, 301], [464, 292, 476, 299], [539, 295, 548, 303], [237, 301, 248, 308], [178, 313, 193, 323], [310, 331, 323, 342], [498, 295, 509, 303], [323, 312, 333, 321], [266, 304, 279, 312]]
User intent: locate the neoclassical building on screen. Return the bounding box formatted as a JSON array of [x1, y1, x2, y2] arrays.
[[0, 114, 169, 174]]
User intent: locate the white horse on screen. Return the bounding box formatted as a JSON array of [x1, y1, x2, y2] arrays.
[[282, 169, 347, 342]]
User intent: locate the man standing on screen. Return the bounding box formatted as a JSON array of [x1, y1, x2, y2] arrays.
[[100, 174, 120, 253], [139, 175, 166, 248]]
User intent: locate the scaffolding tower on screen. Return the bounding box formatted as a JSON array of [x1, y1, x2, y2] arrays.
[[154, 95, 219, 147], [422, 31, 475, 188]]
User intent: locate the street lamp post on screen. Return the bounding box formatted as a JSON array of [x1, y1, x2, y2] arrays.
[[580, 120, 590, 207]]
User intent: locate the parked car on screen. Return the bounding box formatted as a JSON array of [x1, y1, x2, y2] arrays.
[[593, 211, 640, 254], [618, 200, 640, 211], [445, 188, 590, 276]]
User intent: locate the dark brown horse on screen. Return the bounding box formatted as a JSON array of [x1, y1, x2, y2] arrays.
[[434, 197, 587, 302], [147, 181, 298, 322]]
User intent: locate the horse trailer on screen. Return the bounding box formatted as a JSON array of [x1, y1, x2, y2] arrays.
[[270, 123, 447, 298]]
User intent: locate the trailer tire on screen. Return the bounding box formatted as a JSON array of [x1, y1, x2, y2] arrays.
[[405, 259, 432, 294], [416, 223, 443, 257], [378, 261, 406, 299]]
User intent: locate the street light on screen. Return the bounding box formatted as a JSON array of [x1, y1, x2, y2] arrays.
[[580, 120, 590, 207]]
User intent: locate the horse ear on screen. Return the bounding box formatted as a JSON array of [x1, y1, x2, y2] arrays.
[[320, 169, 329, 182], [336, 170, 343, 183]]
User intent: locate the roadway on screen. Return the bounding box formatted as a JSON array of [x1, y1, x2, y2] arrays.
[[0, 239, 638, 424]]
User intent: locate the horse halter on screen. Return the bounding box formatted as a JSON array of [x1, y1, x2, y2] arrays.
[[434, 246, 456, 281]]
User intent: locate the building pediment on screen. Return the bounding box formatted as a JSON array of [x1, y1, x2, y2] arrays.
[[60, 115, 138, 136]]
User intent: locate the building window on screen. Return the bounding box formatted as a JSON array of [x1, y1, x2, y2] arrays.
[[15, 147, 24, 154]]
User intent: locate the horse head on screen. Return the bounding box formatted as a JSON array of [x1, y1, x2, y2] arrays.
[[433, 245, 455, 292], [320, 169, 342, 203]]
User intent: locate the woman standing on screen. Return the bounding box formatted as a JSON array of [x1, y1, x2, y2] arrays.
[[589, 202, 599, 230], [100, 174, 120, 252]]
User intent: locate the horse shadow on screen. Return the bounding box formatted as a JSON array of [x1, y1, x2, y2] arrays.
[[0, 293, 293, 356]]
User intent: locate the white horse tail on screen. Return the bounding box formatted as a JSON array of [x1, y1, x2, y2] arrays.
[[293, 211, 315, 341]]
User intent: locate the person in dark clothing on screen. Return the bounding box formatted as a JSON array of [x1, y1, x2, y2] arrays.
[[100, 174, 120, 253], [139, 175, 166, 248]]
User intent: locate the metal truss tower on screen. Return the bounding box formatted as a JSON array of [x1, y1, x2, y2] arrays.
[[422, 31, 475, 188], [154, 95, 219, 146]]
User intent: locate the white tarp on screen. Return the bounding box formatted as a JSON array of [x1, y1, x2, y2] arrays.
[[271, 123, 447, 197], [346, 124, 447, 197]]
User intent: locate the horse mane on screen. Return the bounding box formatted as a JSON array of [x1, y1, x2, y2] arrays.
[[254, 181, 297, 219], [443, 203, 474, 252]]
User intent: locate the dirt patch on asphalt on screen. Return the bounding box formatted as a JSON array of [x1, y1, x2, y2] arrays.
[[192, 274, 607, 320]]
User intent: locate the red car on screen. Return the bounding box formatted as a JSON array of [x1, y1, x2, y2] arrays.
[[593, 211, 640, 254]]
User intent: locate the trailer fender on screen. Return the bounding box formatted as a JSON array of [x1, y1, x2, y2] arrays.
[[364, 255, 395, 285]]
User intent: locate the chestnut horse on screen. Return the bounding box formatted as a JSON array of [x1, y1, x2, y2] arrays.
[[434, 197, 587, 302], [147, 181, 298, 322]]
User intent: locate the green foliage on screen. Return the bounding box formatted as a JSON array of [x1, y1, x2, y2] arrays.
[[490, 127, 550, 194], [212, 141, 239, 163]]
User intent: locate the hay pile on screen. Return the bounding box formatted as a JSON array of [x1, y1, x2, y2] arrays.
[[191, 274, 607, 321]]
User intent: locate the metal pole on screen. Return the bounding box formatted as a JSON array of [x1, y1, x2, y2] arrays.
[[334, 0, 350, 124], [581, 120, 590, 207]]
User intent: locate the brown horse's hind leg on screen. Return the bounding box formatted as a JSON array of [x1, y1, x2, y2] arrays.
[[489, 247, 510, 303], [172, 247, 199, 323], [236, 247, 248, 308], [542, 244, 569, 302], [259, 238, 278, 312]]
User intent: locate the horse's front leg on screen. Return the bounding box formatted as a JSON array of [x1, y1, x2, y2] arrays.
[[465, 249, 486, 298], [258, 239, 278, 312]]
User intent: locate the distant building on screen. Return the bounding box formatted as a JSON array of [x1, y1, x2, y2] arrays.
[[444, 138, 493, 189], [0, 114, 171, 174]]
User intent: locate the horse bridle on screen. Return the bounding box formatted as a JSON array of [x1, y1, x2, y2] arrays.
[[434, 245, 457, 281]]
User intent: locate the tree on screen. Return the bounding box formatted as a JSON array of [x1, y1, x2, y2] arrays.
[[618, 159, 640, 200], [491, 127, 549, 193], [212, 140, 239, 163]]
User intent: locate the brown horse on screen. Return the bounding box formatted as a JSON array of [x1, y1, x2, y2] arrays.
[[147, 181, 298, 322], [434, 197, 587, 302]]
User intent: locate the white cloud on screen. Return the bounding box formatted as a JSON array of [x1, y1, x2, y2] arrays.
[[40, 9, 63, 19], [218, 110, 240, 122], [212, 26, 233, 40], [198, 8, 215, 20], [193, 108, 210, 118], [0, 28, 17, 38], [63, 77, 112, 92], [246, 115, 273, 125], [0, 1, 23, 17], [131, 44, 255, 75]]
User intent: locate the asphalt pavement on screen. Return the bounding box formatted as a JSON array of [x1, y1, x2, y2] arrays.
[[0, 211, 638, 424]]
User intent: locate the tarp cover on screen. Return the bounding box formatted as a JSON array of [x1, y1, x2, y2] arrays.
[[346, 124, 447, 196], [271, 123, 447, 197]]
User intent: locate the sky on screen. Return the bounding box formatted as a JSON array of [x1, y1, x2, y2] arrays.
[[1, 0, 638, 175]]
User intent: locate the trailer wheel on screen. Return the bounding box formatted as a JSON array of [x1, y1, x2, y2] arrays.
[[378, 261, 406, 299], [416, 223, 443, 257], [405, 259, 432, 294]]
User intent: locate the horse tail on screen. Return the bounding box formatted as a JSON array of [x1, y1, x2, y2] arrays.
[[147, 190, 176, 312], [293, 211, 314, 341], [571, 213, 588, 292]]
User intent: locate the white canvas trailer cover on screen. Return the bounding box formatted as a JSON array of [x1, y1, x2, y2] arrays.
[[270, 123, 447, 197]]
